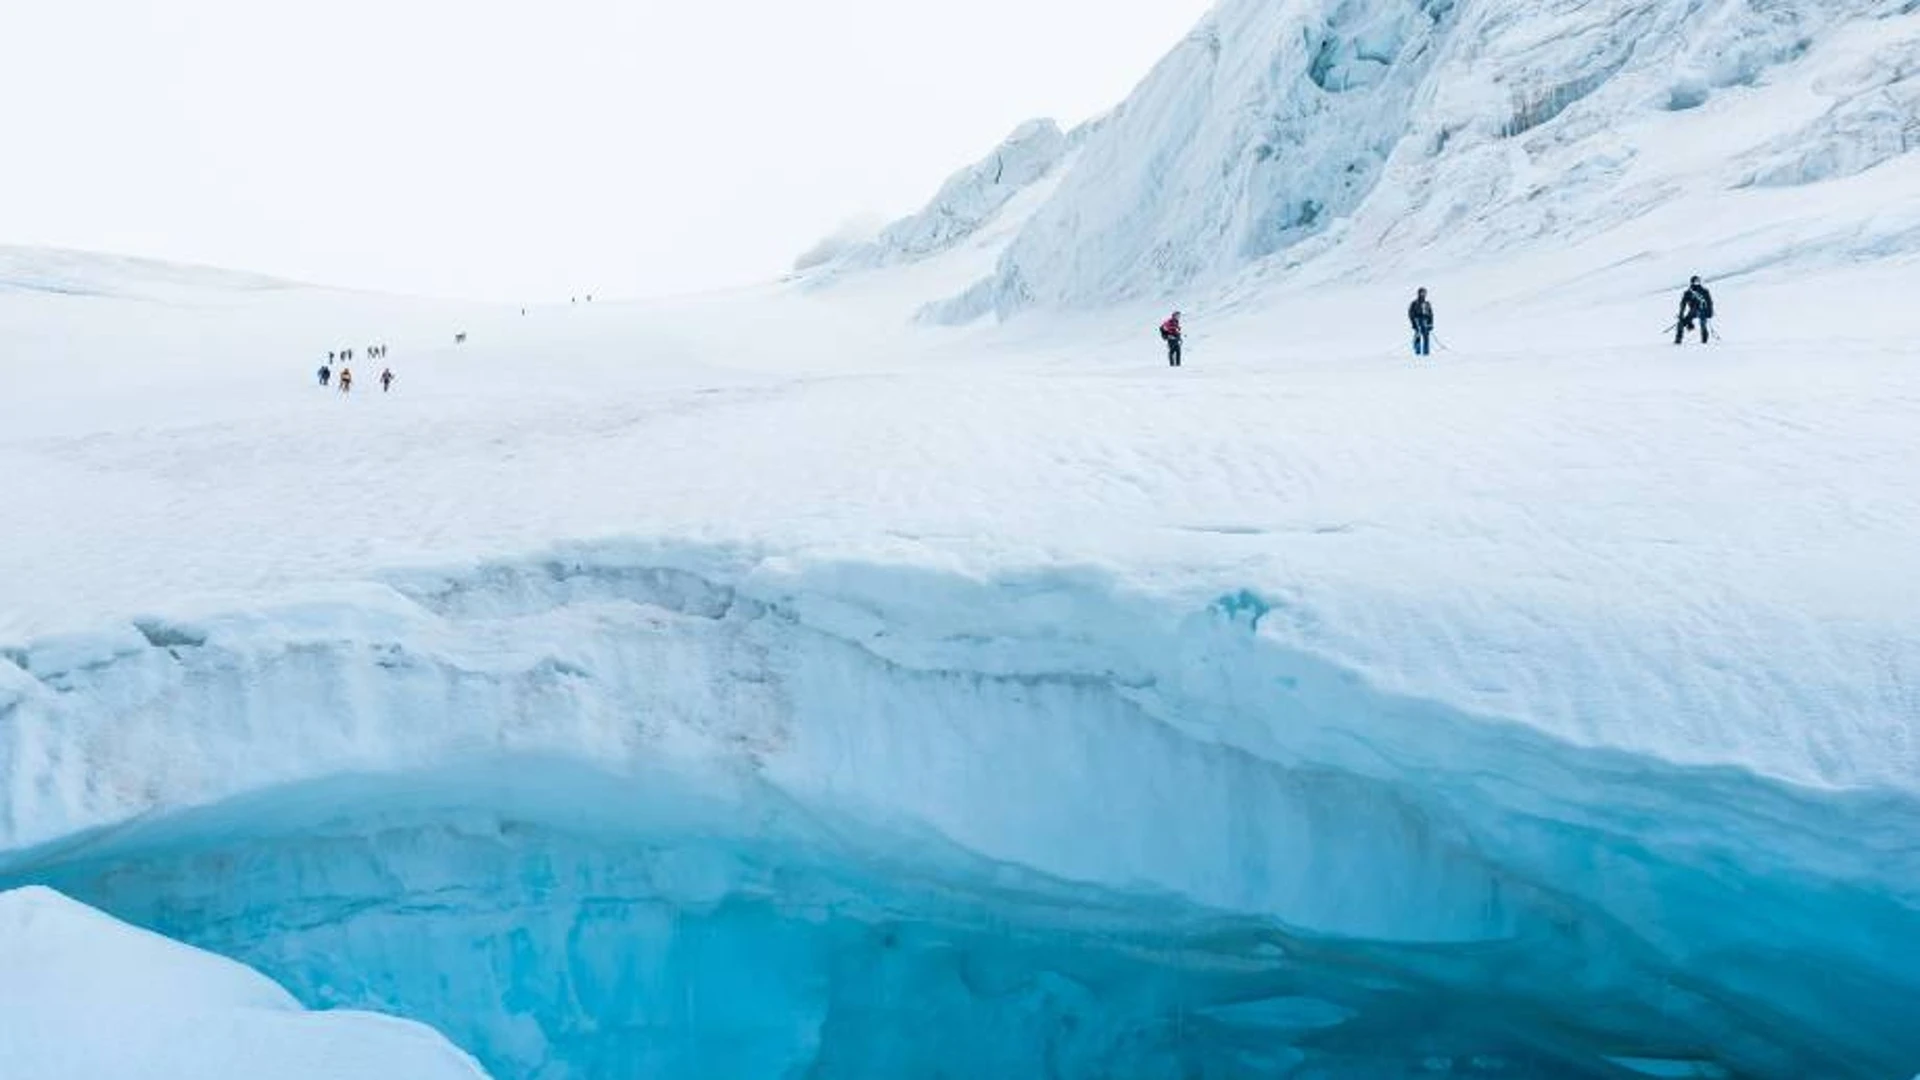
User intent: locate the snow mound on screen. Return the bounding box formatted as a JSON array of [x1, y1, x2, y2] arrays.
[[0, 885, 490, 1080], [0, 245, 293, 301]]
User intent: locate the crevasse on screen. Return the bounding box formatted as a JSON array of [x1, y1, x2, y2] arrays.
[[1, 549, 1915, 1079]]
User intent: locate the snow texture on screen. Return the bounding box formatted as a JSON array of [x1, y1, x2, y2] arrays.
[[3, 2, 1920, 1078], [0, 885, 490, 1080]]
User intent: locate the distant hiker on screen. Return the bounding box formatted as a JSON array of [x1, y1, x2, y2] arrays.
[[1160, 311, 1183, 367], [328, 350, 336, 363], [1675, 276, 1714, 344], [380, 367, 394, 392], [1409, 288, 1435, 357], [317, 363, 332, 387], [339, 367, 353, 393], [455, 332, 467, 345]]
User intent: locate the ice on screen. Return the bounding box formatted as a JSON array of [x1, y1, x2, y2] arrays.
[[4, 0, 1920, 1077], [0, 885, 489, 1080], [886, 0, 1920, 317], [2, 555, 1917, 1077], [829, 118, 1075, 267]]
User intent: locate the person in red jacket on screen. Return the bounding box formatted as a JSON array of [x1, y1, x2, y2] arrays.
[[1159, 311, 1183, 367]]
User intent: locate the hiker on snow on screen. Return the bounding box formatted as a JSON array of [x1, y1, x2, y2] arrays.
[[317, 363, 331, 387], [339, 367, 353, 394], [380, 368, 395, 393], [1409, 288, 1435, 357], [1675, 276, 1714, 344], [1160, 311, 1183, 367]]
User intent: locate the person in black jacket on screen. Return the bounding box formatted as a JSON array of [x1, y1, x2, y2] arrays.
[[1408, 288, 1434, 356], [1676, 276, 1714, 344]]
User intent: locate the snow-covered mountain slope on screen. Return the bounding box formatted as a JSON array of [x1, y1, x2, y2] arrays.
[[0, 885, 490, 1080], [831, 0, 1920, 319], [811, 118, 1077, 271], [1, 228, 1918, 1080]]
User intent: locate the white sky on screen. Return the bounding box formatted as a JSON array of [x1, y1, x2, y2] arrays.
[[0, 0, 1211, 301]]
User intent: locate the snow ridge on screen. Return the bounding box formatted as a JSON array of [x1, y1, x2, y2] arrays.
[[804, 118, 1077, 274]]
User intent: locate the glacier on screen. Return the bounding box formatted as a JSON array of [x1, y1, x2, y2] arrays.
[[848, 0, 1920, 319], [2, 552, 1917, 1079], [6, 0, 1920, 1075]]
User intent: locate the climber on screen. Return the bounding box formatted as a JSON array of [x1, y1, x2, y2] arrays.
[[1160, 311, 1183, 368], [317, 363, 331, 387], [338, 367, 353, 394], [380, 367, 395, 393], [1409, 288, 1435, 357], [1675, 276, 1714, 345]]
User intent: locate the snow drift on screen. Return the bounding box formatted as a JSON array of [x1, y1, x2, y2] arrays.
[[0, 885, 490, 1080]]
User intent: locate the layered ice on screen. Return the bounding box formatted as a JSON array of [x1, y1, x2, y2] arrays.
[[2, 553, 1917, 1079]]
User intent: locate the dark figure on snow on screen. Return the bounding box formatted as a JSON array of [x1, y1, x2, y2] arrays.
[[1676, 276, 1714, 344], [339, 368, 353, 394], [1160, 311, 1183, 367], [318, 364, 331, 387], [380, 367, 394, 393], [1409, 288, 1435, 357]]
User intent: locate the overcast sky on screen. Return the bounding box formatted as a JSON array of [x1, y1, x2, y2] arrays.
[[0, 0, 1210, 301]]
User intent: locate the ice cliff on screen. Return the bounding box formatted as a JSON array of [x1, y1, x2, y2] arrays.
[[2, 549, 1916, 1079], [831, 0, 1920, 319]]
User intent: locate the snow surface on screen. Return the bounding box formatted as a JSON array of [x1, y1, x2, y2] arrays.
[[0, 885, 490, 1080], [3, 1, 1920, 1077]]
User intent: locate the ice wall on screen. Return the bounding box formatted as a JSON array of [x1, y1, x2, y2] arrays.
[[2, 551, 1916, 1078]]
